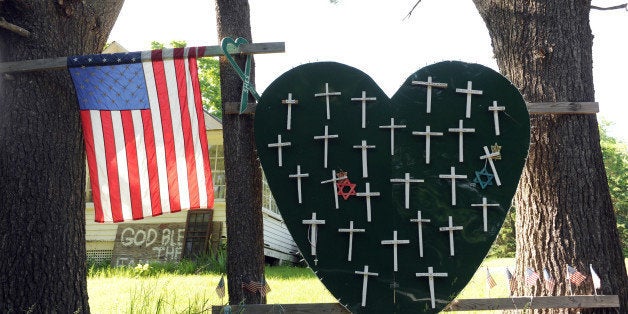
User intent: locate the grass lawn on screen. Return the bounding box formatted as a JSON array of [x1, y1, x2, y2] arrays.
[[88, 258, 626, 313]]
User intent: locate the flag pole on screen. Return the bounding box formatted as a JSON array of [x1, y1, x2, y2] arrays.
[[0, 42, 285, 74], [566, 265, 573, 296], [486, 267, 490, 298], [590, 263, 598, 296]]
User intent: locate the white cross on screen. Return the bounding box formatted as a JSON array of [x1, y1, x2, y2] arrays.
[[351, 91, 377, 128], [480, 145, 502, 186], [412, 76, 448, 113], [448, 119, 475, 163], [488, 101, 506, 136], [356, 182, 380, 222], [415, 266, 448, 309], [379, 118, 406, 155], [471, 197, 500, 232], [313, 125, 339, 169], [288, 165, 309, 204], [353, 140, 376, 178], [320, 170, 348, 209], [439, 216, 463, 256], [455, 81, 483, 118], [267, 134, 291, 167], [390, 173, 424, 209], [412, 125, 444, 164], [281, 93, 299, 130], [439, 166, 467, 206], [410, 211, 431, 258], [381, 230, 410, 272], [338, 221, 365, 261], [355, 265, 379, 307], [302, 212, 325, 256], [314, 83, 341, 120]]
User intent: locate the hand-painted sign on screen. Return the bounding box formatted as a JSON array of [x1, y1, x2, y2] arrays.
[[111, 223, 186, 266]]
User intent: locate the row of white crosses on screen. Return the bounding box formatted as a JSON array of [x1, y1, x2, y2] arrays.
[[301, 199, 500, 262], [303, 204, 499, 308], [272, 118, 479, 171], [292, 163, 499, 223], [354, 264, 448, 308], [411, 77, 507, 135], [286, 86, 377, 129], [300, 214, 456, 308], [302, 214, 465, 262], [283, 80, 504, 145]]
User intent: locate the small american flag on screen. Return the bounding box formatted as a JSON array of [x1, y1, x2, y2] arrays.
[[590, 264, 601, 290], [567, 265, 587, 286], [68, 48, 214, 222], [215, 276, 225, 299], [505, 267, 517, 293], [543, 268, 555, 291], [242, 277, 271, 297], [525, 267, 540, 286], [486, 268, 497, 289], [261, 276, 271, 297]]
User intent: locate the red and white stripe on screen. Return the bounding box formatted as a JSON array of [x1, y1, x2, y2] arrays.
[[82, 47, 214, 222]]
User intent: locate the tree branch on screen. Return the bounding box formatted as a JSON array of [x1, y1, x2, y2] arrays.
[[0, 17, 30, 37], [403, 0, 423, 21], [591, 3, 627, 10]]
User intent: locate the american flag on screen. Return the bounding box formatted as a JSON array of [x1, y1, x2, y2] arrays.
[[543, 268, 555, 291], [486, 267, 497, 289], [215, 276, 225, 299], [567, 265, 587, 286], [504, 267, 517, 293], [242, 278, 271, 296], [590, 264, 601, 290], [68, 48, 214, 222], [525, 267, 540, 286], [261, 276, 272, 297]]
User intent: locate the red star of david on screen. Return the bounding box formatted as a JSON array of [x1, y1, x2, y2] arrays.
[[335, 171, 356, 200]]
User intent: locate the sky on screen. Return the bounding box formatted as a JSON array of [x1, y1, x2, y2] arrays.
[[108, 0, 628, 142]]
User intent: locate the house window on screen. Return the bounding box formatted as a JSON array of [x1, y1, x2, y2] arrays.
[[209, 145, 225, 199], [209, 144, 278, 213], [182, 209, 213, 258], [262, 171, 279, 214], [85, 163, 93, 203]]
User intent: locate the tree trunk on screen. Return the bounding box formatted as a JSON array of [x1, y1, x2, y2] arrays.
[[0, 1, 122, 312], [215, 0, 265, 305], [472, 0, 628, 312]]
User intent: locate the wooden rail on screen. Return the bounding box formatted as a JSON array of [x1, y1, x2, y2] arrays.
[[211, 295, 619, 313], [446, 295, 619, 311], [0, 42, 285, 74], [526, 102, 599, 114]]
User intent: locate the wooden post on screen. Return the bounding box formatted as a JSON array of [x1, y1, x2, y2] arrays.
[[0, 42, 285, 74]]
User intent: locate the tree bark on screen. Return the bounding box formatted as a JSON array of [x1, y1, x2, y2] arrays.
[[0, 1, 122, 312], [472, 0, 628, 312], [215, 0, 265, 305]]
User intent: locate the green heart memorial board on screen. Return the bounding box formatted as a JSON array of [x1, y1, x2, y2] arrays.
[[254, 61, 530, 313]]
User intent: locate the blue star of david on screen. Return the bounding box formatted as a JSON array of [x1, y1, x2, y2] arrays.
[[474, 167, 495, 189]]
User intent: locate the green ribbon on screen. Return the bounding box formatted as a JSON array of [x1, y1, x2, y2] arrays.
[[221, 37, 260, 113]]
